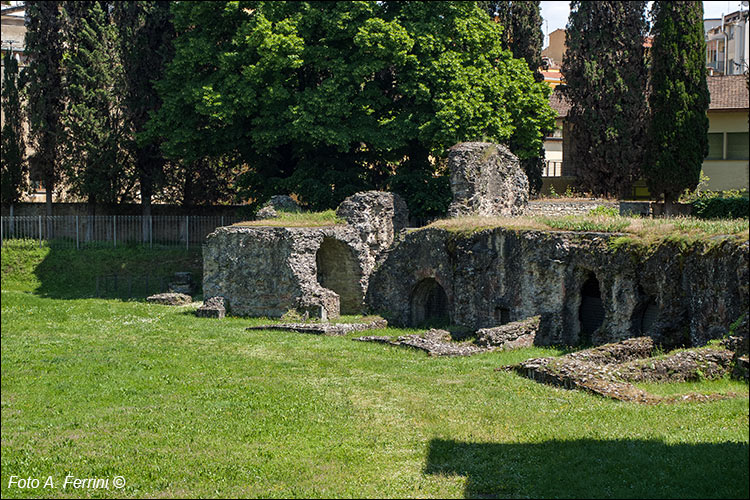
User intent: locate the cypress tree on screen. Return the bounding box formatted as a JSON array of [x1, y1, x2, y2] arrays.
[[562, 1, 649, 198], [113, 1, 174, 233], [25, 1, 65, 216], [1, 51, 28, 207], [646, 1, 709, 213], [61, 1, 131, 210], [487, 1, 545, 80]]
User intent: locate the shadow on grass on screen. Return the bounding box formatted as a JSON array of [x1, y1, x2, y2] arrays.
[[424, 438, 749, 499], [23, 243, 203, 300]]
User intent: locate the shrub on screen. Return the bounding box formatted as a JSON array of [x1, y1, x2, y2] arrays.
[[588, 206, 619, 217], [691, 190, 749, 219]]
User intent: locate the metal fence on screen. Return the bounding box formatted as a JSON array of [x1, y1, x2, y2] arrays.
[[0, 215, 243, 249]]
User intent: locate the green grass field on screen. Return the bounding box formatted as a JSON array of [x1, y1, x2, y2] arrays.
[[1, 242, 748, 498]]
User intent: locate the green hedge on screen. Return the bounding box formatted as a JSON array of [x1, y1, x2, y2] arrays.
[[691, 191, 749, 219]]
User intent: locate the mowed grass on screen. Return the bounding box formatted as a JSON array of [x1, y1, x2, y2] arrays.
[[233, 209, 345, 228], [1, 244, 748, 498]]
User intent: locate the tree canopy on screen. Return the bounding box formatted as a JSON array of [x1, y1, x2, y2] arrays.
[[24, 1, 65, 214], [61, 1, 132, 206], [148, 1, 554, 215]]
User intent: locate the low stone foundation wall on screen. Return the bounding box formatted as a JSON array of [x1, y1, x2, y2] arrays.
[[366, 227, 748, 348], [526, 199, 618, 216]]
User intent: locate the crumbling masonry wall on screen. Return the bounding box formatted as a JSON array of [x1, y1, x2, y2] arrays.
[[366, 228, 749, 348], [203, 191, 408, 319]]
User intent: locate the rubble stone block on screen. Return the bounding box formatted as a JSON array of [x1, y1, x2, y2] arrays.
[[447, 142, 529, 217], [146, 292, 192, 306], [196, 296, 227, 318]]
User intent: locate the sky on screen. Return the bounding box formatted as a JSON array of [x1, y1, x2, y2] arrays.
[[540, 1, 749, 47]]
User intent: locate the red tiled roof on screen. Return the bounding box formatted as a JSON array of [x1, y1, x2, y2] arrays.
[[548, 89, 571, 117], [548, 75, 749, 117], [707, 75, 749, 110]]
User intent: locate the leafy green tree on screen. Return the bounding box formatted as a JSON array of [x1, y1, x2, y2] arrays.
[[61, 1, 132, 209], [113, 1, 174, 218], [25, 1, 65, 216], [562, 1, 649, 198], [478, 1, 549, 195], [149, 1, 554, 215], [1, 51, 28, 207], [646, 1, 709, 213], [481, 1, 544, 79]]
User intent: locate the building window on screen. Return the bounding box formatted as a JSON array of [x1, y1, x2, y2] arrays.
[[707, 133, 724, 160], [726, 132, 750, 160]]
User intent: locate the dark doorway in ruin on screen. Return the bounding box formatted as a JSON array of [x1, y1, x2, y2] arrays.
[[639, 298, 659, 335], [410, 278, 450, 326], [494, 306, 511, 325], [579, 274, 604, 344], [316, 238, 362, 314]]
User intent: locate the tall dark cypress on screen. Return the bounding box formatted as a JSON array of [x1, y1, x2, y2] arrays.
[[1, 51, 27, 207], [114, 1, 174, 239], [562, 1, 649, 198], [489, 1, 545, 80], [25, 1, 65, 216], [646, 1, 709, 213], [61, 1, 130, 210]]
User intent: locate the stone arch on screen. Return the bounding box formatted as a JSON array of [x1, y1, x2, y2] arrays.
[[410, 278, 450, 326], [316, 237, 362, 314], [578, 274, 605, 344]]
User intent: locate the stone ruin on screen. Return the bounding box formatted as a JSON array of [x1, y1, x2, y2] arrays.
[[256, 195, 300, 219], [203, 191, 408, 320], [202, 142, 749, 355], [447, 142, 528, 217]]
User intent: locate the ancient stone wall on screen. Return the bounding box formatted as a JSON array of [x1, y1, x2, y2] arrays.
[[525, 199, 618, 216], [366, 227, 749, 348], [203, 191, 408, 319]]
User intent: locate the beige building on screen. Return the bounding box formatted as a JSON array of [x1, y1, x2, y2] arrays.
[[1, 3, 27, 73], [542, 75, 750, 196], [706, 10, 749, 76], [541, 28, 566, 68], [703, 75, 750, 190]]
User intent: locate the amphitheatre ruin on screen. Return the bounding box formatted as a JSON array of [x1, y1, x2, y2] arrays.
[[196, 142, 748, 400]]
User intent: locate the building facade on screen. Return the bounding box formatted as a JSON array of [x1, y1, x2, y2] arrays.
[[542, 76, 750, 197], [706, 10, 749, 76]]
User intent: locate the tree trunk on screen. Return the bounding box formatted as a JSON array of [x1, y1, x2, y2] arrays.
[[86, 199, 96, 242], [45, 181, 53, 240], [141, 182, 152, 244], [663, 192, 675, 216], [45, 182, 53, 216]]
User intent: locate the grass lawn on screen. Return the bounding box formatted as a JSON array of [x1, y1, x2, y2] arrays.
[[1, 243, 748, 498]]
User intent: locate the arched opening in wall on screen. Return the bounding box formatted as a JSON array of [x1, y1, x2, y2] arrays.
[[639, 298, 659, 335], [316, 238, 362, 315], [578, 274, 604, 345], [410, 278, 450, 327]]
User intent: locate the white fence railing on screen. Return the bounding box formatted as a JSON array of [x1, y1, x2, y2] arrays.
[[0, 215, 243, 249]]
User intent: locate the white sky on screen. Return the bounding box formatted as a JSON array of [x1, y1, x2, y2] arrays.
[[540, 1, 748, 47]]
